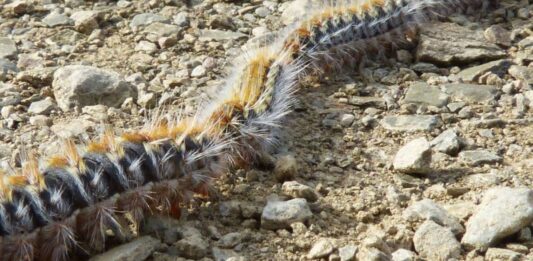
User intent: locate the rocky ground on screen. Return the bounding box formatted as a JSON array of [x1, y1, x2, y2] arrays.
[[1, 0, 533, 260]]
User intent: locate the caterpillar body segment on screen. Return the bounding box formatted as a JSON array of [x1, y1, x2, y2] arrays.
[[0, 0, 495, 259], [282, 0, 493, 73]]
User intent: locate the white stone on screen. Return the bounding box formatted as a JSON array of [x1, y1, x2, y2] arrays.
[[459, 150, 502, 166], [340, 114, 355, 127], [70, 10, 99, 33], [392, 249, 416, 261], [252, 26, 269, 36], [338, 245, 358, 261], [42, 12, 73, 27], [307, 238, 335, 259], [218, 232, 242, 248], [52, 65, 136, 111], [381, 115, 440, 132], [393, 138, 432, 174], [261, 198, 312, 230], [485, 248, 524, 261], [282, 181, 318, 202], [135, 40, 158, 53], [28, 97, 56, 115], [404, 199, 464, 235], [191, 65, 207, 77], [281, 0, 317, 25], [0, 38, 17, 59], [130, 13, 168, 28], [430, 129, 461, 155], [89, 236, 160, 261], [462, 187, 533, 249], [413, 220, 461, 261]]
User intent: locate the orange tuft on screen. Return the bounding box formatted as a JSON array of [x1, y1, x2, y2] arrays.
[[172, 118, 205, 140], [310, 17, 322, 27], [147, 123, 172, 141], [87, 141, 108, 153], [48, 156, 69, 168], [232, 51, 274, 108], [121, 132, 149, 143], [22, 156, 46, 190], [169, 120, 190, 138], [347, 5, 359, 14], [102, 129, 115, 148], [361, 2, 371, 11], [65, 140, 81, 164], [8, 175, 28, 187], [370, 0, 385, 7], [296, 27, 310, 38]]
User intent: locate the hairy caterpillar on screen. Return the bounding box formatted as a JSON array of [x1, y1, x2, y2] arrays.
[[0, 0, 494, 260]]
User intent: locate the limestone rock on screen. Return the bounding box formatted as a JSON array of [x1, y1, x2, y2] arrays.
[[28, 97, 56, 115], [509, 65, 533, 85], [404, 199, 464, 235], [417, 23, 505, 65], [42, 12, 73, 27], [281, 0, 316, 25], [307, 238, 335, 259], [393, 138, 432, 175], [413, 220, 461, 261], [0, 38, 17, 59], [52, 65, 136, 111], [338, 245, 358, 261], [282, 181, 318, 202], [462, 187, 533, 249], [89, 236, 160, 261], [430, 129, 462, 155], [381, 115, 440, 132], [130, 13, 169, 28], [403, 82, 449, 107], [459, 150, 502, 166], [484, 25, 511, 47], [443, 83, 499, 104], [457, 59, 511, 82], [261, 198, 312, 230], [391, 249, 416, 261], [485, 248, 524, 261], [70, 10, 100, 33]]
